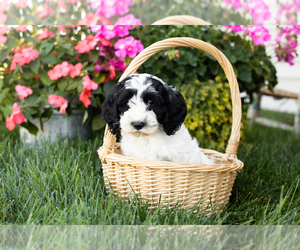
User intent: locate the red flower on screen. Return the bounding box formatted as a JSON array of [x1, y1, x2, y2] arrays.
[[79, 88, 92, 108], [6, 103, 25, 130]]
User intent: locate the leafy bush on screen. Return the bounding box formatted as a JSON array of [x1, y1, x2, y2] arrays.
[[130, 25, 277, 150]]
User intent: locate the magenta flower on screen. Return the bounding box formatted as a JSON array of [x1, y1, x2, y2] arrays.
[[91, 0, 133, 18], [244, 25, 271, 45], [223, 0, 242, 9], [224, 25, 243, 32], [244, 0, 271, 24], [114, 36, 144, 58], [15, 85, 33, 100], [115, 14, 142, 25]]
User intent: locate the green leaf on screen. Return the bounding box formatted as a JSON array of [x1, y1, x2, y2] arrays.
[[40, 72, 53, 86], [103, 81, 116, 97], [66, 47, 74, 56], [5, 37, 16, 52], [91, 50, 99, 62], [57, 49, 65, 58], [66, 80, 81, 91], [24, 95, 40, 107], [92, 114, 106, 131], [23, 34, 39, 44], [209, 60, 220, 75], [29, 60, 40, 74], [82, 110, 89, 125], [238, 70, 252, 83], [21, 120, 39, 135], [0, 78, 3, 91], [22, 68, 35, 80], [0, 49, 9, 62], [34, 96, 47, 105], [40, 41, 54, 56], [61, 43, 71, 49], [40, 55, 59, 65], [58, 80, 68, 91], [41, 107, 53, 119]]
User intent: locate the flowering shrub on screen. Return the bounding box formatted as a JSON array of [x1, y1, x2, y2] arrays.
[[0, 25, 143, 134], [223, 0, 300, 65]]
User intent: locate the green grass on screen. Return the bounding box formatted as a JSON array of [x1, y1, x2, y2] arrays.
[[260, 109, 295, 125], [0, 122, 300, 225]]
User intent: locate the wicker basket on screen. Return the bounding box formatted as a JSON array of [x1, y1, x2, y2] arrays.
[[98, 37, 244, 209], [152, 15, 211, 25]]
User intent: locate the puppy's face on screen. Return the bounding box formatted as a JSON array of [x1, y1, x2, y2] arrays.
[[102, 74, 187, 136]]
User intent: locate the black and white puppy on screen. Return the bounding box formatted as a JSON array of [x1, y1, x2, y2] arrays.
[[102, 73, 214, 164]]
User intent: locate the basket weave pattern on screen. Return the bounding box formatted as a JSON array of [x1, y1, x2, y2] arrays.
[[98, 37, 244, 209]]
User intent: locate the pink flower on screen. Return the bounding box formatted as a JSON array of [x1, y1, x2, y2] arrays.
[[78, 12, 100, 25], [115, 14, 142, 25], [244, 25, 271, 45], [74, 35, 99, 53], [10, 47, 39, 70], [0, 25, 10, 35], [57, 0, 66, 10], [223, 0, 242, 9], [15, 0, 28, 9], [69, 63, 82, 78], [38, 28, 54, 40], [224, 25, 243, 32], [48, 62, 70, 80], [57, 25, 66, 33], [0, 13, 7, 24], [79, 88, 92, 108], [82, 75, 98, 90], [114, 36, 144, 58], [15, 85, 33, 100], [15, 25, 28, 32], [48, 95, 68, 114], [39, 4, 54, 19], [0, 35, 6, 44]]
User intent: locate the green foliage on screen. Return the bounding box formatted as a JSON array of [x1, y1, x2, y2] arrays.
[[130, 0, 251, 25], [180, 79, 233, 151]]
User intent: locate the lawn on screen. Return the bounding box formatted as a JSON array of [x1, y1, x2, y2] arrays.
[[0, 122, 300, 225], [260, 109, 295, 126]]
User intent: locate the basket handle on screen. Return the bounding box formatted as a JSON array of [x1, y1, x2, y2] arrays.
[[152, 15, 211, 25], [103, 37, 242, 159]]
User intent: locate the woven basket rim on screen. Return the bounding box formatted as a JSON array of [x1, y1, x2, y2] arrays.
[[98, 146, 244, 172]]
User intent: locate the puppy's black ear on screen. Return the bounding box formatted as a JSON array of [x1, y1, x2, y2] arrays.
[[163, 86, 187, 136], [102, 82, 124, 134]]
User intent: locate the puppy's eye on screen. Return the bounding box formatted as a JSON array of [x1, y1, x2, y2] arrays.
[[148, 100, 154, 105]]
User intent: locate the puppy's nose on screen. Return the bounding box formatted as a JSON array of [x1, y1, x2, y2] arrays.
[[131, 121, 145, 130]]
